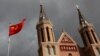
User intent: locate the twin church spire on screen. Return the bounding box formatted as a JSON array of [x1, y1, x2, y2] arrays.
[[38, 2, 53, 25], [36, 3, 100, 56], [36, 1, 55, 44], [39, 4, 90, 27], [39, 4, 47, 21], [77, 5, 100, 46], [76, 5, 90, 27], [37, 2, 99, 45]]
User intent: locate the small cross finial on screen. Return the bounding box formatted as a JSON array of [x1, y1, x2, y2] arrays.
[[62, 28, 65, 32], [76, 4, 79, 9], [40, 0, 43, 5]]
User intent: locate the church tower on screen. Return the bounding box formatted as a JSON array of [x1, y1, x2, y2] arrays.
[[36, 4, 58, 56], [36, 4, 55, 45], [77, 6, 100, 56]]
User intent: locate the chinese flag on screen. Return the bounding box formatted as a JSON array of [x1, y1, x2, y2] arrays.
[[9, 18, 26, 36]]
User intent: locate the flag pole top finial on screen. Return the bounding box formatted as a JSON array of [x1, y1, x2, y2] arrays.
[[23, 17, 26, 21]]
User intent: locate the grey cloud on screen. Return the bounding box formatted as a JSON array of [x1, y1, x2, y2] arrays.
[[0, 0, 100, 56]]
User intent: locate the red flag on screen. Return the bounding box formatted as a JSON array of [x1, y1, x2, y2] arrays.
[[9, 18, 26, 36]]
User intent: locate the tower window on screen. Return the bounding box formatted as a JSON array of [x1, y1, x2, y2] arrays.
[[68, 53, 72, 56], [81, 33, 87, 46], [86, 31, 92, 44], [46, 27, 50, 41], [51, 29, 54, 41], [37, 30, 40, 43], [52, 46, 56, 55], [91, 30, 98, 43], [96, 47, 100, 55], [41, 28, 44, 42], [47, 46, 51, 55]]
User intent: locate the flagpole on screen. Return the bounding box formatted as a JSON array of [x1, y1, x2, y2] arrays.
[[8, 22, 11, 56], [8, 37, 10, 56]]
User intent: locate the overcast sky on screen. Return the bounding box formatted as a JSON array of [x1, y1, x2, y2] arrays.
[[0, 0, 100, 56]]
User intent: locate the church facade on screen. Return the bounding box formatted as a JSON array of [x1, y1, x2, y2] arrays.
[[36, 4, 100, 56]]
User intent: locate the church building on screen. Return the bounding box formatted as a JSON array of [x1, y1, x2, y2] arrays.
[[36, 4, 100, 56]]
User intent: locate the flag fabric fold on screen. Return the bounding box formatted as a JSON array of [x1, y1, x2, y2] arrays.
[[9, 18, 26, 36]]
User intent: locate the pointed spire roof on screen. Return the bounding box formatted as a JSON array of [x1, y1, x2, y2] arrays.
[[39, 3, 48, 21], [76, 5, 89, 27], [36, 1, 53, 26]]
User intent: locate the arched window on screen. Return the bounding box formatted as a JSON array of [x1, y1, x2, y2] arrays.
[[68, 53, 72, 56], [47, 45, 51, 55], [86, 31, 92, 44], [46, 27, 50, 41], [81, 33, 87, 46], [41, 28, 44, 42], [96, 47, 100, 55], [91, 30, 98, 43], [52, 46, 56, 55], [51, 28, 54, 41]]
